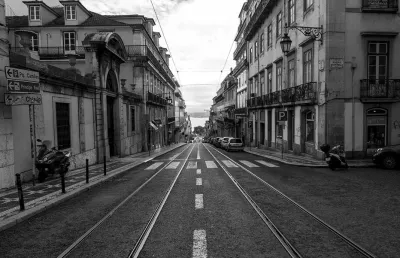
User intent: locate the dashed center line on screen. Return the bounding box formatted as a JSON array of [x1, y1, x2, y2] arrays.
[[196, 169, 201, 175], [196, 178, 202, 186], [195, 194, 203, 209], [192, 229, 207, 258]]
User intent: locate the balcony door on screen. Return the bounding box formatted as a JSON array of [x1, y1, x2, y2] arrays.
[[368, 42, 389, 97], [63, 32, 76, 55]]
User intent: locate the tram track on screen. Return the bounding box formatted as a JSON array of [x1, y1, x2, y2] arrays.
[[57, 144, 195, 258], [204, 143, 377, 258]]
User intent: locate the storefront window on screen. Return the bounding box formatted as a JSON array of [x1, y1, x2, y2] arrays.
[[306, 111, 314, 142], [366, 108, 387, 149]]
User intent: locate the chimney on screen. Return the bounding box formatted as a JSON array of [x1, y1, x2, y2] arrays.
[[153, 32, 161, 48], [159, 47, 167, 62], [166, 54, 170, 67]]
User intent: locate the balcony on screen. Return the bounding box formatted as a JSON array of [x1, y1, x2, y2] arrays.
[[147, 91, 168, 106], [360, 79, 400, 102], [234, 107, 247, 115], [244, 0, 275, 40], [233, 38, 246, 60], [362, 0, 398, 12], [11, 46, 85, 60], [232, 58, 248, 76]]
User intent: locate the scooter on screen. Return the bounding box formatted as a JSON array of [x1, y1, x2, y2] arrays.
[[320, 144, 348, 171], [36, 139, 72, 183]]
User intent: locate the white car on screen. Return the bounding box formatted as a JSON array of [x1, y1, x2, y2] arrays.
[[221, 137, 233, 150], [225, 138, 244, 152]]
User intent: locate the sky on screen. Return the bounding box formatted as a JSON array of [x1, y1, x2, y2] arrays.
[[5, 0, 244, 113]]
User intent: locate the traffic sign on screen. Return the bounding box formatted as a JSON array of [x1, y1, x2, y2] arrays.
[[277, 111, 288, 121], [5, 66, 40, 83], [5, 93, 42, 106], [7, 80, 40, 93]]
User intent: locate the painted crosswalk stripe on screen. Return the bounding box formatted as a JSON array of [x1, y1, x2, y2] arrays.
[[255, 160, 279, 167], [196, 178, 202, 186], [205, 161, 217, 168], [195, 194, 204, 209], [239, 160, 259, 168], [193, 229, 207, 258], [222, 160, 238, 168], [145, 162, 164, 170], [187, 161, 198, 169], [196, 169, 201, 175], [166, 161, 180, 169]]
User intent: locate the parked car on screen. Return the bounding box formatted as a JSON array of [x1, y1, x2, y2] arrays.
[[225, 138, 244, 152], [372, 144, 400, 169], [214, 137, 223, 148], [221, 137, 233, 149]]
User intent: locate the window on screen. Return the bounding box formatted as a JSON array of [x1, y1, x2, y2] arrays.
[[260, 33, 264, 54], [306, 111, 314, 142], [255, 41, 258, 59], [55, 102, 71, 150], [249, 47, 253, 63], [65, 5, 76, 20], [29, 6, 40, 20], [304, 0, 314, 11], [30, 34, 39, 51], [288, 58, 295, 88], [63, 32, 76, 52], [131, 107, 136, 131], [276, 12, 282, 38], [368, 42, 388, 81], [267, 24, 272, 48], [289, 0, 296, 24], [260, 72, 265, 96], [255, 75, 259, 96], [276, 111, 283, 138], [303, 49, 313, 83], [276, 62, 282, 91], [267, 67, 272, 94]]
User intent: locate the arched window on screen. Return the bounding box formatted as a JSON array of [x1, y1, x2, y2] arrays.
[[366, 108, 387, 149], [306, 111, 315, 142]]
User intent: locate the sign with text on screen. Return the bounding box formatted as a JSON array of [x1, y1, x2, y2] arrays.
[[329, 58, 344, 69], [277, 111, 288, 121], [7, 80, 40, 93], [5, 66, 40, 83], [5, 93, 42, 106]]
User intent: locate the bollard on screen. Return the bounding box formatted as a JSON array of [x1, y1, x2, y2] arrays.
[[104, 156, 106, 176], [86, 159, 89, 184], [60, 171, 66, 194], [16, 174, 25, 211]]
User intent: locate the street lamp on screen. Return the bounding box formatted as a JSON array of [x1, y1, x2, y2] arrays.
[[280, 23, 323, 53], [280, 33, 292, 55]]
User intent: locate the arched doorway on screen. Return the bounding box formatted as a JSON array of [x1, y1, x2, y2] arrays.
[[366, 107, 387, 155], [106, 70, 118, 156]]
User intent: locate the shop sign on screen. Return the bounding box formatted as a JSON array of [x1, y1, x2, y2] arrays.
[[367, 116, 386, 125], [5, 93, 42, 106]]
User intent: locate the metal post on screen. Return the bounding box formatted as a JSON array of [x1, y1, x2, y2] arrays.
[[60, 172, 66, 193], [16, 174, 25, 211], [86, 159, 89, 183], [29, 105, 37, 186], [103, 156, 106, 176]]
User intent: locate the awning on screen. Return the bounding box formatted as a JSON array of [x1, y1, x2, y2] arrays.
[[149, 121, 158, 130]]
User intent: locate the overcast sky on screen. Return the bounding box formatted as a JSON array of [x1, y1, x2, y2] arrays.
[[6, 0, 244, 113]]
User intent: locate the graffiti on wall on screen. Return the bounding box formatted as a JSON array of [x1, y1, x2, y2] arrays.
[[394, 120, 400, 130]]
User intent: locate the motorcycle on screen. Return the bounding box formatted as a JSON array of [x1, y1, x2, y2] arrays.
[[36, 139, 72, 183], [320, 144, 348, 171]]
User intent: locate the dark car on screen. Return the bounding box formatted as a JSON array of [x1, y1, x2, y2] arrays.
[[372, 144, 400, 169]]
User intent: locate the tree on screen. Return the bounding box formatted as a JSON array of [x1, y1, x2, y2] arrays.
[[193, 126, 205, 135]]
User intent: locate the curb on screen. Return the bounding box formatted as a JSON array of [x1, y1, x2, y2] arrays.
[[244, 150, 376, 168], [0, 143, 186, 232]]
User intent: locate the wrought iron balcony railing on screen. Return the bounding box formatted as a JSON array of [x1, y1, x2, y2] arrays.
[[360, 79, 400, 99], [244, 0, 275, 40], [147, 91, 168, 106], [362, 0, 398, 12], [233, 38, 246, 60], [234, 107, 247, 115], [11, 46, 86, 59], [232, 58, 248, 76]]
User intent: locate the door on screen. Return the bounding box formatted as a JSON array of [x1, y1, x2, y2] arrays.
[[107, 97, 115, 156], [267, 110, 272, 147]]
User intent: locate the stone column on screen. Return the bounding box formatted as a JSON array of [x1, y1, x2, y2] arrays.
[[0, 0, 14, 189]]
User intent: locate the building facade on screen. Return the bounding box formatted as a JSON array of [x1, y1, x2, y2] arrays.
[[242, 0, 400, 159]]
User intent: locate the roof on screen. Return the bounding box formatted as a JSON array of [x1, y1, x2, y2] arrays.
[[6, 6, 129, 28]]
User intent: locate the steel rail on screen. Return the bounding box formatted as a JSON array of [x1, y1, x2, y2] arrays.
[[206, 144, 377, 258], [57, 144, 192, 258], [127, 143, 196, 258], [203, 144, 303, 258]]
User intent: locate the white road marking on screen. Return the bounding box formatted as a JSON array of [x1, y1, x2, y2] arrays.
[[197, 145, 200, 159], [239, 160, 259, 168], [255, 160, 279, 168], [196, 169, 201, 175], [187, 161, 198, 169], [195, 194, 204, 209], [193, 229, 207, 258], [145, 162, 164, 170], [166, 161, 180, 169], [222, 160, 238, 167], [205, 161, 217, 168], [196, 178, 202, 186]]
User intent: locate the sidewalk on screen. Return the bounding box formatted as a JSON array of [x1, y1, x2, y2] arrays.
[[244, 147, 375, 168], [0, 143, 186, 232]]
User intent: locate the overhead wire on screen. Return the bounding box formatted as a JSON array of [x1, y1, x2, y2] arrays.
[[217, 37, 236, 91]]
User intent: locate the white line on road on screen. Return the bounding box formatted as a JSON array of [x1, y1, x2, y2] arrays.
[[196, 178, 202, 186], [205, 161, 217, 168], [255, 160, 279, 168], [197, 144, 200, 159], [145, 162, 164, 170], [187, 161, 198, 169], [222, 160, 238, 168], [239, 160, 259, 168], [166, 161, 180, 169], [195, 194, 204, 209], [196, 169, 201, 175], [193, 229, 207, 258]]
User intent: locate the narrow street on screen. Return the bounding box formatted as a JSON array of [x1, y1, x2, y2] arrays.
[[1, 143, 399, 257]]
